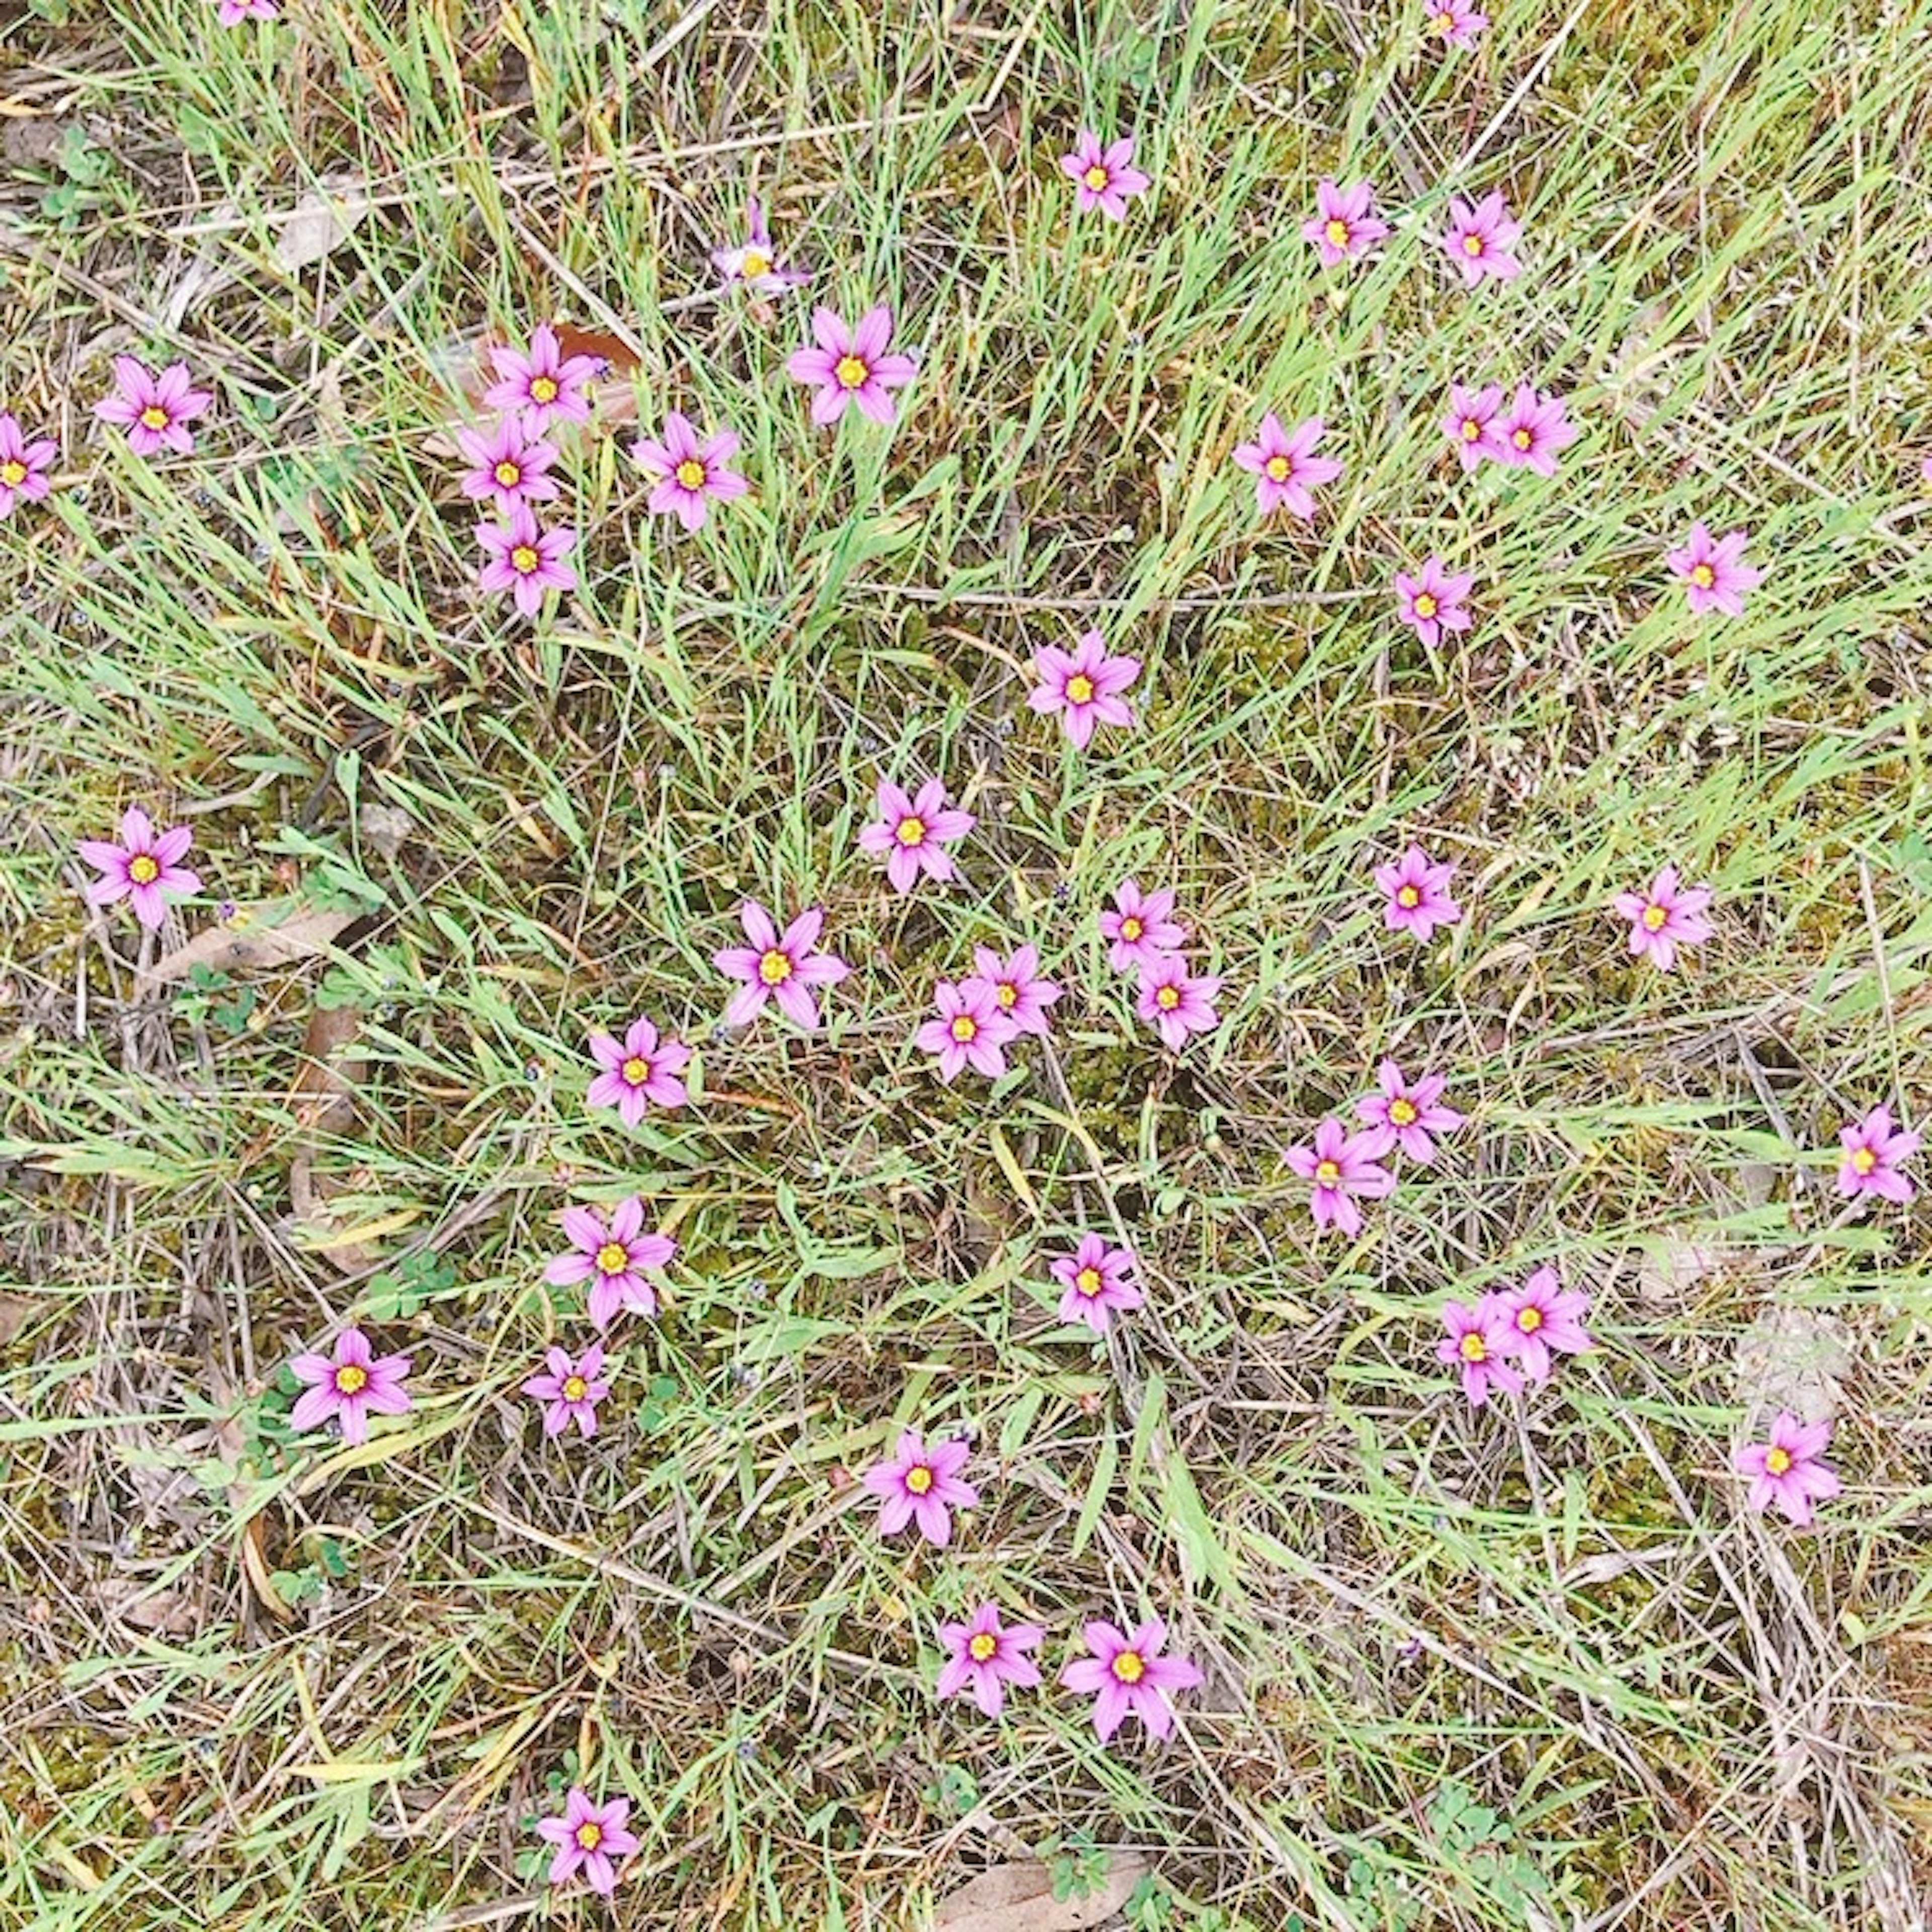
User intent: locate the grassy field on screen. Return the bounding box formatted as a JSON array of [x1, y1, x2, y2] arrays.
[[5, 0, 1932, 1926]]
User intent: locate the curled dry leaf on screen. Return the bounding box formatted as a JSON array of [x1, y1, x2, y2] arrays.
[[934, 1856, 1150, 1932], [143, 901, 359, 986], [213, 1396, 297, 1625], [273, 178, 372, 272], [289, 1000, 381, 1275]]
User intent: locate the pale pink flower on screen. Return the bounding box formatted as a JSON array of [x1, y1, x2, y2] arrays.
[[1491, 1267, 1592, 1382], [960, 943, 1061, 1037], [1735, 1412, 1841, 1526], [915, 979, 1019, 1083], [535, 1788, 638, 1896], [586, 1017, 691, 1123], [1060, 129, 1152, 219], [214, 0, 277, 21], [1285, 1118, 1395, 1236], [0, 412, 58, 516], [858, 777, 975, 893], [95, 357, 212, 457], [1028, 629, 1141, 747], [1375, 845, 1462, 940], [1440, 381, 1505, 471], [937, 1602, 1045, 1717], [1300, 179, 1389, 266], [544, 1197, 676, 1328], [522, 1342, 612, 1438], [1835, 1105, 1919, 1205], [632, 412, 749, 531], [1100, 879, 1189, 974], [1441, 190, 1521, 286], [713, 901, 848, 1030], [862, 1429, 978, 1546], [482, 323, 601, 433], [1436, 1297, 1523, 1407], [1425, 0, 1488, 45], [1136, 955, 1222, 1052], [1232, 413, 1342, 520], [786, 305, 916, 426], [476, 505, 577, 617], [1050, 1233, 1142, 1333], [1060, 1618, 1203, 1742], [1613, 865, 1712, 972], [78, 807, 202, 929], [1492, 383, 1578, 476], [712, 196, 809, 295], [1394, 555, 1474, 647], [289, 1328, 414, 1445], [1355, 1060, 1465, 1164], [1667, 522, 1763, 617], [455, 416, 560, 514]]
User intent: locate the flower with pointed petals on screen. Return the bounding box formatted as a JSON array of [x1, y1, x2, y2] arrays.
[[858, 777, 975, 893], [1667, 522, 1763, 617], [786, 305, 916, 426], [1835, 1105, 1919, 1204], [1436, 1297, 1523, 1407], [1425, 0, 1489, 45], [1060, 129, 1152, 219], [214, 0, 277, 19], [289, 1328, 414, 1445], [1440, 381, 1505, 471], [713, 901, 849, 1030], [632, 412, 749, 531], [455, 416, 560, 514], [1441, 191, 1521, 286], [961, 943, 1060, 1037], [1493, 383, 1577, 476], [522, 1342, 612, 1438], [1356, 1060, 1466, 1164], [863, 1429, 978, 1546], [95, 357, 212, 457], [0, 412, 57, 516], [1050, 1233, 1142, 1333], [544, 1197, 676, 1328], [1100, 879, 1189, 974], [1300, 179, 1389, 266], [937, 1602, 1045, 1717], [483, 323, 601, 433], [1233, 413, 1342, 520], [585, 1017, 691, 1124], [1735, 1413, 1841, 1526], [915, 979, 1020, 1083], [1491, 1267, 1592, 1381], [713, 196, 810, 294], [78, 808, 202, 929], [1060, 1618, 1203, 1742], [535, 1788, 638, 1896], [1375, 845, 1462, 941], [1137, 955, 1222, 1052], [1394, 555, 1474, 648], [1285, 1118, 1395, 1236], [1028, 630, 1141, 748], [1613, 865, 1712, 972], [476, 505, 577, 617]]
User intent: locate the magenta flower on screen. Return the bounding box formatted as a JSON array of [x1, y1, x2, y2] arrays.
[[632, 412, 749, 531], [1441, 191, 1522, 286], [476, 505, 577, 617], [535, 1788, 638, 1896], [288, 1328, 414, 1445], [713, 196, 809, 295], [1491, 1267, 1592, 1382], [858, 777, 975, 893], [1835, 1105, 1919, 1205], [1735, 1412, 1841, 1526], [0, 412, 57, 517], [915, 979, 1020, 1083], [1232, 413, 1342, 521], [95, 357, 212, 457], [937, 1602, 1045, 1717], [1667, 522, 1763, 617], [862, 1429, 978, 1547], [1440, 381, 1504, 472], [522, 1342, 612, 1438], [1100, 878, 1189, 974], [78, 807, 202, 929], [1356, 1060, 1466, 1164], [1394, 555, 1474, 648], [1426, 0, 1489, 44], [1060, 1618, 1203, 1742], [214, 0, 277, 20], [482, 323, 601, 433], [455, 416, 560, 515], [961, 943, 1061, 1037], [1050, 1233, 1142, 1333], [1436, 1297, 1524, 1407], [713, 901, 849, 1030], [1493, 383, 1578, 476], [1285, 1117, 1396, 1237], [1613, 864, 1713, 972], [1375, 845, 1462, 941], [786, 305, 916, 427], [586, 1017, 691, 1123], [544, 1197, 676, 1328], [1060, 129, 1152, 220], [1027, 629, 1141, 748], [1300, 179, 1389, 266], [1136, 955, 1222, 1053]]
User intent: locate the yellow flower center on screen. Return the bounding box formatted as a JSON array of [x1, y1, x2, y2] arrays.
[[1433, 8, 1456, 29], [675, 458, 707, 490], [1397, 884, 1421, 908], [1459, 1333, 1487, 1362], [1389, 1098, 1417, 1125], [1511, 426, 1532, 449], [1111, 1650, 1145, 1684], [510, 544, 539, 574], [1265, 454, 1291, 481], [1075, 1265, 1103, 1298], [1324, 218, 1350, 246], [494, 459, 521, 486], [1461, 418, 1481, 441], [1642, 904, 1668, 931], [1120, 915, 1143, 941], [1083, 164, 1109, 190], [1413, 592, 1438, 619], [1517, 1306, 1543, 1333], [0, 459, 24, 486], [995, 982, 1017, 1008], [529, 375, 558, 403], [128, 853, 161, 884], [905, 1465, 933, 1494], [1690, 562, 1715, 588], [1764, 1446, 1793, 1475], [139, 405, 169, 430], [595, 1241, 629, 1275], [1462, 233, 1485, 257], [1066, 672, 1095, 703], [758, 948, 792, 985], [741, 248, 771, 279], [620, 1055, 651, 1085], [336, 1363, 369, 1394], [895, 816, 926, 846], [968, 1631, 998, 1661], [1315, 1158, 1341, 1184], [835, 354, 869, 390], [575, 1821, 603, 1850], [562, 1375, 588, 1402], [1852, 1147, 1878, 1174], [950, 1014, 979, 1041], [1156, 984, 1180, 1009]]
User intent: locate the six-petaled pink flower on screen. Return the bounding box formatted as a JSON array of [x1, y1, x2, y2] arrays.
[[522, 1342, 612, 1438], [786, 305, 917, 426], [858, 777, 975, 892], [1136, 954, 1222, 1052], [936, 1602, 1045, 1717], [1441, 381, 1504, 471], [1050, 1233, 1142, 1333], [1667, 522, 1763, 617], [1613, 864, 1712, 972], [96, 357, 212, 457], [1425, 0, 1488, 45], [863, 1429, 978, 1547], [1060, 1618, 1203, 1742], [78, 807, 203, 929], [1441, 191, 1521, 286], [632, 412, 749, 531], [1493, 383, 1578, 475], [1100, 878, 1189, 974], [1835, 1104, 1918, 1205], [586, 1017, 691, 1123], [1491, 1267, 1593, 1382], [961, 943, 1061, 1037], [1375, 845, 1462, 940], [1735, 1412, 1841, 1526], [1436, 1298, 1523, 1407], [915, 979, 1020, 1083], [1394, 555, 1474, 648], [1356, 1060, 1466, 1164], [713, 901, 849, 1030], [713, 196, 810, 295], [476, 505, 577, 617], [214, 0, 278, 21], [544, 1197, 677, 1328], [1286, 1118, 1396, 1237], [483, 323, 601, 433], [1028, 630, 1141, 747], [455, 415, 560, 514], [0, 412, 57, 516], [1301, 179, 1389, 266], [289, 1327, 414, 1445], [1060, 129, 1152, 219], [536, 1788, 638, 1896], [1233, 413, 1342, 520]]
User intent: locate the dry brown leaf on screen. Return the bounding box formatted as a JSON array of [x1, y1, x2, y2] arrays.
[[1735, 1305, 1851, 1427], [289, 1001, 379, 1275], [273, 180, 371, 272], [1634, 1228, 1735, 1306], [0, 1292, 32, 1348], [213, 1405, 297, 1624], [934, 1857, 1149, 1932], [143, 902, 358, 986]]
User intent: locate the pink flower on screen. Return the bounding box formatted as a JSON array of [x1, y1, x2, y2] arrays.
[[1735, 1412, 1841, 1526], [1028, 629, 1141, 747], [1492, 383, 1578, 476], [535, 1788, 638, 1896], [521, 1342, 612, 1438], [586, 1017, 691, 1123], [961, 943, 1061, 1037], [0, 412, 58, 516], [1375, 845, 1462, 941], [1100, 878, 1189, 974], [915, 979, 1020, 1083], [713, 901, 849, 1030], [95, 357, 212, 457], [712, 196, 809, 295], [632, 412, 749, 531], [1232, 413, 1342, 520], [858, 777, 975, 893], [482, 323, 601, 433], [476, 505, 577, 617], [1440, 381, 1504, 471], [1285, 1118, 1396, 1237], [1060, 129, 1152, 219], [1613, 864, 1713, 971], [1835, 1105, 1919, 1204], [1060, 1618, 1203, 1742], [78, 807, 203, 929], [1667, 522, 1763, 617], [543, 1197, 677, 1328], [1441, 190, 1521, 286], [1355, 1060, 1465, 1164], [455, 416, 560, 514], [1435, 1298, 1523, 1407], [1490, 1267, 1592, 1382], [1300, 178, 1389, 266], [937, 1601, 1045, 1717], [1425, 0, 1489, 45], [1394, 555, 1474, 648], [288, 1328, 414, 1445], [1050, 1233, 1142, 1333], [862, 1429, 978, 1546], [214, 0, 277, 20], [1136, 955, 1222, 1052], [786, 305, 916, 427]]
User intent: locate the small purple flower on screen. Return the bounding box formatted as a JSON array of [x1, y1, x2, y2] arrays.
[[586, 1017, 691, 1124], [936, 1602, 1045, 1718], [1300, 179, 1389, 266], [482, 323, 601, 433], [535, 1788, 638, 1896], [544, 1197, 676, 1328], [1050, 1233, 1142, 1333], [78, 807, 203, 929], [1060, 1618, 1204, 1743], [786, 305, 917, 427], [1667, 522, 1763, 618], [1136, 955, 1222, 1052], [632, 412, 749, 532], [1232, 413, 1343, 520], [1491, 1267, 1592, 1382], [1100, 878, 1189, 974], [915, 979, 1020, 1083], [1426, 0, 1489, 45], [862, 1429, 978, 1547], [1440, 381, 1505, 471], [214, 0, 278, 21], [713, 196, 809, 295], [1613, 865, 1712, 972], [1394, 555, 1475, 648], [858, 778, 976, 893], [1060, 129, 1152, 220], [522, 1342, 612, 1437], [1442, 190, 1521, 286], [1835, 1105, 1918, 1205], [1285, 1118, 1396, 1237], [1028, 629, 1141, 748], [0, 412, 58, 517], [95, 357, 212, 458], [713, 901, 849, 1030], [1375, 845, 1462, 941], [289, 1328, 414, 1445], [961, 943, 1061, 1037], [1355, 1060, 1466, 1164], [1436, 1297, 1524, 1407], [1493, 383, 1578, 476], [476, 505, 577, 617], [454, 416, 560, 515], [1735, 1412, 1841, 1526]]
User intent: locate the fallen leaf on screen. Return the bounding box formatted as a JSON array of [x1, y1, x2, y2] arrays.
[[274, 180, 371, 272], [1735, 1305, 1851, 1427], [552, 323, 641, 372], [934, 1857, 1149, 1932], [143, 902, 359, 986], [0, 1292, 32, 1348], [213, 1403, 297, 1625], [1634, 1228, 1734, 1306], [289, 1000, 380, 1275]]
